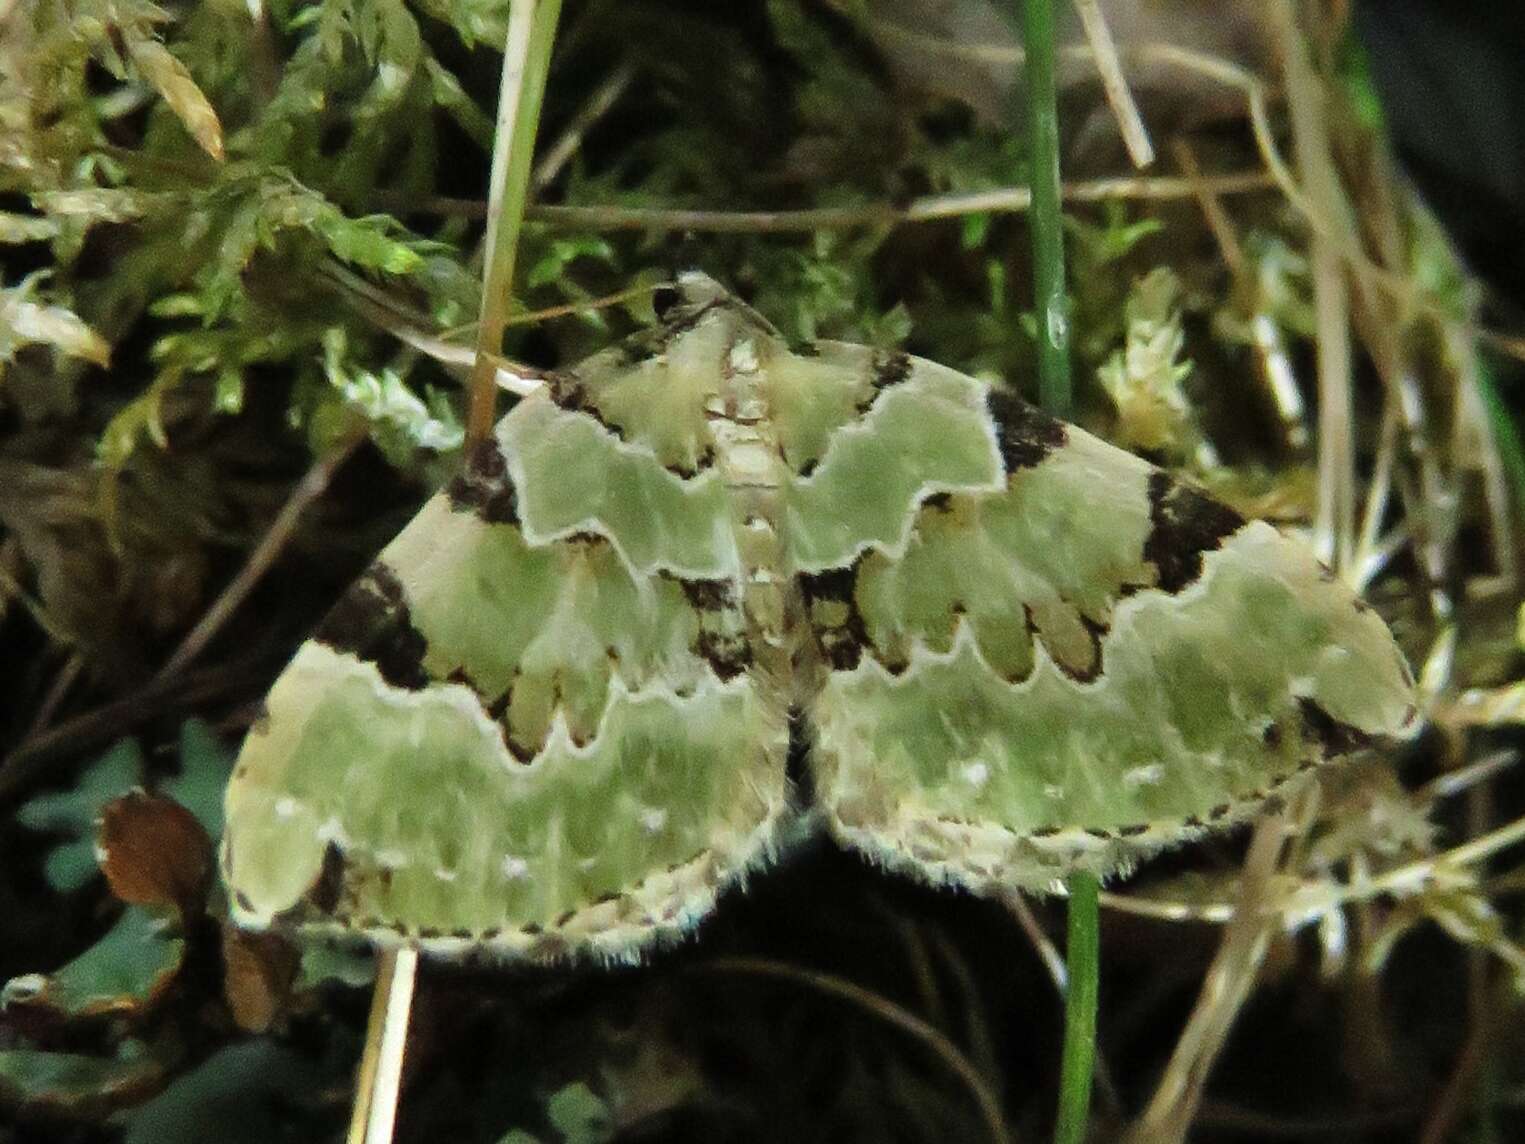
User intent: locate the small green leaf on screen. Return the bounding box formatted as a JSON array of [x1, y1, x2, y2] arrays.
[[0, 1047, 162, 1117], [319, 213, 424, 275], [960, 212, 991, 251], [1064, 203, 1163, 266], [1, 907, 185, 1019], [424, 57, 494, 149], [295, 941, 376, 990], [546, 1082, 613, 1144], [525, 235, 616, 291], [16, 739, 142, 892], [164, 718, 236, 839]]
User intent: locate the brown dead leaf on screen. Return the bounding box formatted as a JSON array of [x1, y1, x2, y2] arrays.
[[97, 792, 213, 915], [221, 926, 299, 1034]]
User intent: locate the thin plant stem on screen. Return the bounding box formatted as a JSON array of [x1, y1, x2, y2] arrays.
[[347, 947, 420, 1144], [1475, 355, 1525, 512], [371, 170, 1274, 229], [1276, 0, 1356, 571], [1054, 872, 1100, 1144], [466, 0, 564, 448], [153, 426, 366, 685], [1021, 3, 1093, 1141], [530, 59, 636, 193], [0, 656, 272, 807], [1023, 0, 1072, 418]]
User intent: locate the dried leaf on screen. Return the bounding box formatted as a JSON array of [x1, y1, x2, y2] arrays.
[[220, 926, 299, 1034], [124, 37, 224, 160], [0, 287, 111, 369], [97, 792, 213, 915]]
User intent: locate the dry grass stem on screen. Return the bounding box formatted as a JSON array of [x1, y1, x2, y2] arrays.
[[1170, 139, 1245, 277], [1418, 992, 1493, 1144], [372, 172, 1274, 229], [1001, 890, 1068, 990], [347, 947, 419, 1144], [531, 60, 637, 193], [25, 652, 84, 737], [1070, 0, 1154, 167], [320, 263, 547, 397], [1126, 806, 1294, 1143], [525, 171, 1272, 232], [1416, 750, 1520, 803], [1448, 320, 1519, 584], [1351, 402, 1400, 590], [466, 0, 561, 446], [153, 429, 366, 686], [1275, 1, 1356, 572], [1171, 137, 1311, 450], [698, 957, 1013, 1144]]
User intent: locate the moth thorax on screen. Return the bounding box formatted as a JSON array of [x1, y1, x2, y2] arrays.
[[707, 351, 791, 662]]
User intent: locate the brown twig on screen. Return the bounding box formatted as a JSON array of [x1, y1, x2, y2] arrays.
[[26, 652, 85, 737], [1196, 1099, 1420, 1137], [1417, 962, 1495, 1143]]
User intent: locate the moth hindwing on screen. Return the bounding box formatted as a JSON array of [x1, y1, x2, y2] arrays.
[[223, 272, 1416, 960]]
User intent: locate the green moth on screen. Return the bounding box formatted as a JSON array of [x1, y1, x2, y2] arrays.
[[222, 273, 1417, 961]]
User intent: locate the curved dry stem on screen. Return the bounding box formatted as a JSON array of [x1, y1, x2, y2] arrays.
[[696, 957, 1013, 1144]]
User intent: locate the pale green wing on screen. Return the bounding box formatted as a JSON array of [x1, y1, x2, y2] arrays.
[[792, 351, 1417, 892], [225, 273, 1419, 952], [223, 310, 790, 962]]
